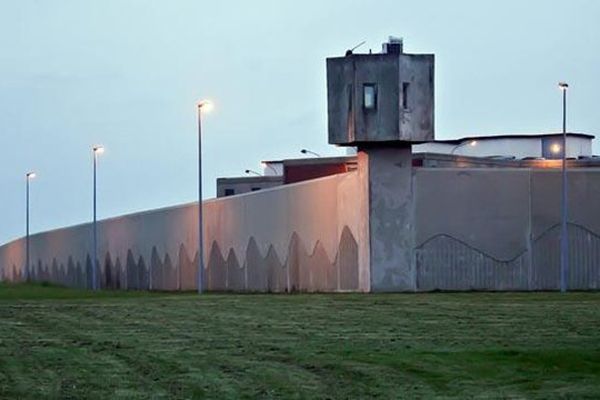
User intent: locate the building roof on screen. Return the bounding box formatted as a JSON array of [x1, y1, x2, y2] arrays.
[[430, 132, 594, 145], [216, 176, 283, 184], [261, 156, 354, 165], [414, 152, 600, 168], [261, 133, 595, 164]]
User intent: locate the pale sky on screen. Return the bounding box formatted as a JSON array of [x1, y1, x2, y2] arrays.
[[1, 0, 599, 244]]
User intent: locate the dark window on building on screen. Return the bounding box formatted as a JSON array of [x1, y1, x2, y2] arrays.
[[363, 83, 377, 110], [402, 82, 410, 110], [224, 188, 235, 196], [251, 187, 261, 191]]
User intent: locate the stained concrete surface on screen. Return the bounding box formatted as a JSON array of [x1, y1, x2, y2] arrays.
[[363, 146, 416, 292]]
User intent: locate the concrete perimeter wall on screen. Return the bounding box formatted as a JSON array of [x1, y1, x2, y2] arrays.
[[414, 168, 600, 291], [3, 165, 599, 292], [0, 172, 369, 292]]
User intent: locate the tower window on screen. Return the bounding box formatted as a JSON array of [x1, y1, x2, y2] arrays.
[[224, 188, 235, 196], [402, 82, 410, 110], [363, 84, 377, 110]]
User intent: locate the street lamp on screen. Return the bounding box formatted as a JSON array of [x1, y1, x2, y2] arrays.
[[92, 145, 104, 290], [197, 100, 212, 294], [300, 149, 321, 157], [450, 140, 477, 155], [559, 82, 569, 293], [245, 169, 262, 176], [550, 143, 562, 155], [25, 172, 36, 281]]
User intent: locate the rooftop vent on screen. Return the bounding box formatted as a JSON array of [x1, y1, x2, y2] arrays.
[[382, 36, 403, 54]]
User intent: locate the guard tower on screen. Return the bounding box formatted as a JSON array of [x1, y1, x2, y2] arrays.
[[327, 37, 434, 145], [326, 38, 435, 292]]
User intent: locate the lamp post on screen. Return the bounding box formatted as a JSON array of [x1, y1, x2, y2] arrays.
[[92, 145, 104, 290], [450, 140, 477, 155], [245, 169, 262, 176], [559, 82, 569, 293], [197, 100, 212, 294], [25, 172, 36, 281], [300, 149, 321, 157]]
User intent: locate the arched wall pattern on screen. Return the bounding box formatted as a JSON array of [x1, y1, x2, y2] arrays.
[[0, 172, 370, 292], [413, 168, 600, 291]]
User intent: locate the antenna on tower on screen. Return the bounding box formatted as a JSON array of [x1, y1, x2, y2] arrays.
[[345, 40, 366, 56]]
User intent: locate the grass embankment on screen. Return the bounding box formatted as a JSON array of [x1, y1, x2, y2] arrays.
[[0, 283, 598, 399]]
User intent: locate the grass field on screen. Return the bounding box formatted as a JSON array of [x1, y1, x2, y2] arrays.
[[0, 284, 598, 399]]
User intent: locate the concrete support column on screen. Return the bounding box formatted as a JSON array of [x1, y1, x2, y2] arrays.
[[359, 144, 416, 292], [356, 151, 371, 292]]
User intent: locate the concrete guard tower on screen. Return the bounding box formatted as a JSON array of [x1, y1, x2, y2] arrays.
[[327, 37, 434, 291]]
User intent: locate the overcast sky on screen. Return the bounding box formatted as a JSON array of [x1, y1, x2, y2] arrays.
[[1, 0, 599, 244]]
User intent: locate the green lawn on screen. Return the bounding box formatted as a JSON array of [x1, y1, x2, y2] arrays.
[[0, 284, 598, 399]]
